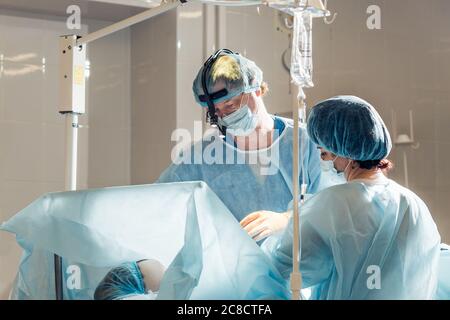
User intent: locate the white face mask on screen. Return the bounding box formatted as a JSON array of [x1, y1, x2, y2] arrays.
[[217, 94, 258, 136], [320, 159, 336, 173]]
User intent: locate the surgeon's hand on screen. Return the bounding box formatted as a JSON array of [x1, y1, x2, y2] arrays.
[[240, 211, 291, 242]]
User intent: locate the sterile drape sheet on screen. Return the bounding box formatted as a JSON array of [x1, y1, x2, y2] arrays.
[[437, 244, 450, 300], [0, 182, 289, 300]]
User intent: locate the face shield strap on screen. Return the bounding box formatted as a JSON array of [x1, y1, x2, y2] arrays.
[[201, 48, 238, 137]]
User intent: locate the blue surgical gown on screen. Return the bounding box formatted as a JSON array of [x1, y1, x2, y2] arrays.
[[262, 176, 441, 299], [158, 116, 322, 222]]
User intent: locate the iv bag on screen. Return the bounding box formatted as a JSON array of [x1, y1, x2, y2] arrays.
[[291, 11, 314, 88]]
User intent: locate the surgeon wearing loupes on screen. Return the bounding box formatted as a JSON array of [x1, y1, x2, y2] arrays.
[[159, 49, 340, 240]]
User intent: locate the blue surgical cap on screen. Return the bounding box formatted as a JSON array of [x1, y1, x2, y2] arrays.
[[307, 96, 392, 161], [94, 262, 146, 300], [192, 52, 263, 107]]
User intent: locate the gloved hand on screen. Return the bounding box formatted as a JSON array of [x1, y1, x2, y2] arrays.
[[240, 211, 291, 242]]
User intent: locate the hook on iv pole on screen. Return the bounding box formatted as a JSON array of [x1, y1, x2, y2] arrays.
[[322, 0, 337, 24], [296, 0, 309, 11]]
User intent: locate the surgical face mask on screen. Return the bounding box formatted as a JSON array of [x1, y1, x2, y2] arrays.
[[320, 155, 341, 173], [320, 156, 346, 182], [218, 95, 258, 136], [320, 158, 336, 172]]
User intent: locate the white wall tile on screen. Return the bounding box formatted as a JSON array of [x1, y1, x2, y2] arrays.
[[265, 82, 293, 115], [432, 0, 450, 38], [306, 70, 333, 106], [42, 63, 61, 125], [313, 20, 333, 73], [435, 190, 450, 243], [88, 127, 130, 188], [0, 15, 45, 65], [86, 20, 129, 68], [0, 71, 5, 121], [43, 123, 65, 182], [130, 10, 177, 184], [2, 122, 45, 182], [224, 5, 295, 117], [435, 142, 450, 190], [42, 181, 65, 194], [385, 35, 412, 91], [435, 93, 450, 143], [1, 61, 44, 123], [88, 65, 130, 129], [435, 37, 450, 92], [176, 60, 203, 131], [410, 89, 437, 142], [225, 10, 245, 52], [85, 19, 131, 188], [0, 180, 45, 219], [177, 3, 203, 63], [358, 30, 387, 87]]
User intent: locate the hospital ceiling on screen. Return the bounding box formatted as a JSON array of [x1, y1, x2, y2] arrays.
[[0, 0, 154, 22]]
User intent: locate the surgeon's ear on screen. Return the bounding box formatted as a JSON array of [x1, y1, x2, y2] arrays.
[[255, 89, 262, 97]]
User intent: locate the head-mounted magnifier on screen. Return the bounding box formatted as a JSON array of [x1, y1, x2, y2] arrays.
[[198, 48, 238, 137]]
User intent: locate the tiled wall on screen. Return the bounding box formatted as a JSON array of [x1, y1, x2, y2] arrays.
[[226, 0, 450, 242], [130, 2, 204, 185], [130, 8, 178, 185], [226, 4, 293, 116], [86, 20, 131, 188], [176, 2, 204, 144], [0, 10, 131, 296], [313, 0, 450, 243]]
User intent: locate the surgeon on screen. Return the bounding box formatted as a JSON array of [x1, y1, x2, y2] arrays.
[[158, 49, 337, 239], [261, 96, 441, 299]]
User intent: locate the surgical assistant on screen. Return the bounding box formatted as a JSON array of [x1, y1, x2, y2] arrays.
[[262, 96, 441, 299]]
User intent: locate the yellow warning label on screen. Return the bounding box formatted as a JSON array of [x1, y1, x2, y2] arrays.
[[74, 65, 84, 86]]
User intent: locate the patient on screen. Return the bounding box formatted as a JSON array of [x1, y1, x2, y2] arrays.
[[94, 259, 166, 300]]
